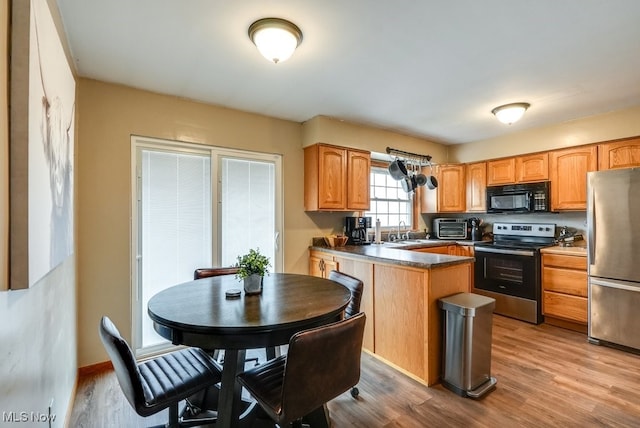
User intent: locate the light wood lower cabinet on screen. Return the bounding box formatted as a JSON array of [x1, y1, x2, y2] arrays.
[[309, 250, 338, 278], [542, 252, 588, 331], [333, 257, 375, 352], [373, 262, 470, 385], [310, 250, 471, 385]]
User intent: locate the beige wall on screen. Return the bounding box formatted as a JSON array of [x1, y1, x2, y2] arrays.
[[449, 105, 640, 163], [302, 115, 449, 163], [1, 1, 77, 426], [76, 79, 303, 366]]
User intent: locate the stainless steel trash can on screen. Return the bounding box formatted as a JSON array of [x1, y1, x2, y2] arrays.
[[439, 292, 497, 398]]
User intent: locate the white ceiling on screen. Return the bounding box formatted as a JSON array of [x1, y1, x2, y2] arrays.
[[55, 0, 640, 145]]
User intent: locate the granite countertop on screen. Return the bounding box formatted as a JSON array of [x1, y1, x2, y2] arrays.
[[310, 243, 474, 269], [541, 244, 587, 257]]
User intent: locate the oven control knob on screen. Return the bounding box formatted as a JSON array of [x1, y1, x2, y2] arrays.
[[538, 227, 543, 231]]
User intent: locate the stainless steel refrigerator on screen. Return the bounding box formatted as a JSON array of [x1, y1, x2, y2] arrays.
[[587, 167, 640, 352]]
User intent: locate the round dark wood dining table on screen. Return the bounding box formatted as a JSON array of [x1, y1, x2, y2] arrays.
[[148, 273, 352, 428]]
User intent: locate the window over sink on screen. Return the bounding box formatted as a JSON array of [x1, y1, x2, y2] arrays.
[[365, 166, 413, 228]]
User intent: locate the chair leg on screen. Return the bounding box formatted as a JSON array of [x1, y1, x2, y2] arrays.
[[167, 403, 179, 428], [301, 405, 330, 428]]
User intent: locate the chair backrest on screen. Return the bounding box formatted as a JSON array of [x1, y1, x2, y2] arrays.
[[98, 316, 145, 413], [279, 312, 366, 425], [327, 270, 364, 318], [193, 266, 239, 280]]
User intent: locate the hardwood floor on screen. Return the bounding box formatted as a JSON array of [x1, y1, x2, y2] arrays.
[[70, 315, 640, 427]]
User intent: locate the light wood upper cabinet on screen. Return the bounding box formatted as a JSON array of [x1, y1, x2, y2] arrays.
[[421, 164, 465, 213], [516, 153, 549, 182], [347, 149, 371, 210], [439, 164, 466, 212], [598, 137, 640, 170], [487, 158, 516, 185], [465, 162, 486, 212], [488, 154, 548, 185], [549, 146, 598, 211], [304, 144, 370, 211]]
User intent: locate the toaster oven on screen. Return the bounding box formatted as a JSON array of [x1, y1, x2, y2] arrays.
[[433, 218, 468, 239]]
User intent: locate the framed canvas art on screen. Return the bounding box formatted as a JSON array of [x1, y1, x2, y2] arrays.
[[10, 0, 75, 289]]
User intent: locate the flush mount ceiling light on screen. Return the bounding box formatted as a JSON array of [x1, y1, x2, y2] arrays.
[[248, 18, 303, 64], [491, 102, 531, 125]]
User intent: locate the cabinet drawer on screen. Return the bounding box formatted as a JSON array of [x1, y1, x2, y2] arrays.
[[542, 253, 587, 270], [542, 267, 587, 297], [543, 291, 587, 323]]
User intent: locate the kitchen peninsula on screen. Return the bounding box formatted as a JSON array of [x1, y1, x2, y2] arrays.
[[309, 243, 474, 386]]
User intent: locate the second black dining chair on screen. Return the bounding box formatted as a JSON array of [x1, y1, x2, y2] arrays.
[[193, 266, 264, 365], [327, 270, 364, 318], [238, 312, 366, 428]]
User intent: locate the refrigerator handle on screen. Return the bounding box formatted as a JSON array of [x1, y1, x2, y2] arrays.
[[587, 181, 596, 264], [590, 277, 640, 292]]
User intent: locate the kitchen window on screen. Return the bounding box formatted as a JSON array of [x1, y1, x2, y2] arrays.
[[365, 166, 413, 228]]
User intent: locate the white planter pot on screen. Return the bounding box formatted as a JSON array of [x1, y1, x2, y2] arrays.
[[243, 274, 263, 295]]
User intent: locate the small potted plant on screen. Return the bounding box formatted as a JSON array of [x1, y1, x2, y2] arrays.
[[234, 248, 271, 295]]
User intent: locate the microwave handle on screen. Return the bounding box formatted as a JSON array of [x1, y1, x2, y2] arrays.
[[526, 192, 534, 210]]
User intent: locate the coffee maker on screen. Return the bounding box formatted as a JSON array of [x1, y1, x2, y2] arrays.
[[468, 217, 483, 241], [345, 216, 372, 245]]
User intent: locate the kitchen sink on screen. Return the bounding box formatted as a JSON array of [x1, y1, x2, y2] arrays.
[[382, 239, 439, 247]]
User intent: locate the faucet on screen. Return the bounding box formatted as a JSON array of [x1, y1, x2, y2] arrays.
[[398, 220, 407, 240]]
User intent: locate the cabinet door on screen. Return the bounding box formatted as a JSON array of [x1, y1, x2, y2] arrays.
[[347, 150, 371, 210], [334, 257, 374, 352], [420, 165, 438, 213], [465, 162, 486, 212], [309, 251, 337, 278], [373, 264, 427, 379], [455, 245, 475, 257], [487, 158, 516, 185], [309, 255, 323, 278], [543, 291, 588, 323], [549, 146, 598, 210], [318, 145, 347, 210], [438, 164, 465, 212], [598, 138, 640, 170], [516, 153, 549, 182]]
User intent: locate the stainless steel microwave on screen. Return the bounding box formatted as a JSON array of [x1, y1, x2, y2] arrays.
[[486, 181, 550, 213]]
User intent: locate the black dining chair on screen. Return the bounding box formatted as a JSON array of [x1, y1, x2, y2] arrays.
[[193, 267, 262, 366], [193, 266, 240, 280], [237, 312, 366, 428], [327, 270, 364, 319], [98, 316, 222, 428], [327, 269, 364, 397]]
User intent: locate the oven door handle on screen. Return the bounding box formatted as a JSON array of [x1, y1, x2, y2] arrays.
[[475, 247, 536, 257]]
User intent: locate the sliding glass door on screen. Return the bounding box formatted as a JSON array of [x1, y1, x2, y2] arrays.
[[132, 137, 283, 355]]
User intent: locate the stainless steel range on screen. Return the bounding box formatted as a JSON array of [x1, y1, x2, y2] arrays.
[[473, 222, 556, 324]]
